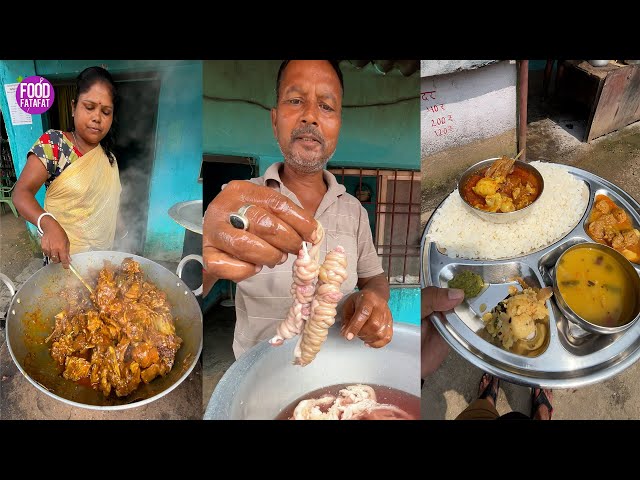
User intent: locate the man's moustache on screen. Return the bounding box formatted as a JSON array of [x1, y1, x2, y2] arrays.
[[291, 127, 325, 145]]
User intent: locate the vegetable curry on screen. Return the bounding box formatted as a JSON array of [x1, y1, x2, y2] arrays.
[[586, 194, 640, 263]]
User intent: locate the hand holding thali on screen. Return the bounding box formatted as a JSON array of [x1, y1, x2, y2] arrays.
[[421, 286, 465, 378], [423, 158, 640, 388]]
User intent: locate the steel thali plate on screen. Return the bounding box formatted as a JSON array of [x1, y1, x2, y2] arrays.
[[421, 162, 640, 389], [168, 200, 203, 235]]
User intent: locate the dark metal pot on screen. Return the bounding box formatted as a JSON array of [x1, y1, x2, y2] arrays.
[[5, 251, 202, 410]]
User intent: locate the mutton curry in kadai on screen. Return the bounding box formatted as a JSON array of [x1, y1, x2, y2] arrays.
[[45, 258, 182, 397]]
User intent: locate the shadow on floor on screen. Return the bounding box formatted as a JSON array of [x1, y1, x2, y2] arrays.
[[421, 349, 532, 420], [528, 95, 588, 143]]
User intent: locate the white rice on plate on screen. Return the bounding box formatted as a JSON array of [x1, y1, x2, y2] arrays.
[[426, 161, 590, 260]]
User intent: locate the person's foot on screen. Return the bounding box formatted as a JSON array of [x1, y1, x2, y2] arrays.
[[477, 372, 500, 407], [531, 388, 553, 420]]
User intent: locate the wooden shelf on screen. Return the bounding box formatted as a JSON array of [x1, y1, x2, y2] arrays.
[[557, 60, 640, 142]]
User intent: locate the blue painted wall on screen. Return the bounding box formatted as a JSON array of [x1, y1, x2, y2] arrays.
[[0, 61, 46, 238], [206, 284, 420, 327], [529, 60, 548, 71], [203, 60, 419, 173], [388, 287, 420, 326], [141, 62, 202, 260], [202, 60, 420, 324], [0, 60, 202, 261]]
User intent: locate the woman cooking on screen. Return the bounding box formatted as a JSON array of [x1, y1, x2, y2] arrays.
[[13, 66, 121, 269]]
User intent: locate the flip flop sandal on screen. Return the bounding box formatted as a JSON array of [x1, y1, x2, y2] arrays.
[[477, 372, 500, 405], [531, 388, 554, 420]]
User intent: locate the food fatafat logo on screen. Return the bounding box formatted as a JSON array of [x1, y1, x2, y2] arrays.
[[15, 75, 55, 115]]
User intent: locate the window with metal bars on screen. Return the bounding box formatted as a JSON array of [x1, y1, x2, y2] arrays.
[[0, 138, 16, 187], [329, 168, 421, 285]]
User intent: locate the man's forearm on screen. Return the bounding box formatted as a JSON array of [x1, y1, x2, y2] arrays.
[[357, 274, 390, 301]]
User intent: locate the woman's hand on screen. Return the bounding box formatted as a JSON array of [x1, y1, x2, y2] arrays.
[[203, 180, 318, 290], [13, 154, 71, 269], [40, 216, 71, 268]]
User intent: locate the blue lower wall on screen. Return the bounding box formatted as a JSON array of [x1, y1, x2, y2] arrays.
[[389, 287, 420, 326], [204, 284, 420, 326]]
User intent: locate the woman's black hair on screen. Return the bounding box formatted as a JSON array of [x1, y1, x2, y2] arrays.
[[73, 66, 118, 164], [275, 60, 344, 103]]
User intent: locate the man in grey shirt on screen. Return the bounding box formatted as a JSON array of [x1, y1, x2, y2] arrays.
[[203, 60, 393, 359]]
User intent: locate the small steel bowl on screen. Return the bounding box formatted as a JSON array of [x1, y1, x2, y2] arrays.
[[553, 243, 640, 335], [457, 158, 545, 224]]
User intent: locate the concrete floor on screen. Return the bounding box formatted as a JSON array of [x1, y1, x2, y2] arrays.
[[0, 213, 202, 419], [1, 212, 39, 350], [0, 341, 202, 420], [201, 301, 236, 416], [422, 94, 640, 420]]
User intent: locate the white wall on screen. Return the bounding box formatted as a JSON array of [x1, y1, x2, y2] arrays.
[[420, 60, 517, 159], [421, 60, 498, 77]]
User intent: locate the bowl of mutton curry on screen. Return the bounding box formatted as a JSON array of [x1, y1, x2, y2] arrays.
[[458, 156, 544, 224]]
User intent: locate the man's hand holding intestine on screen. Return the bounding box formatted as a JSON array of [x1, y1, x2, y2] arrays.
[[202, 180, 319, 293]]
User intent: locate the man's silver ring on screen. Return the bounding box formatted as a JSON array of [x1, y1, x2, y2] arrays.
[[229, 204, 255, 230]]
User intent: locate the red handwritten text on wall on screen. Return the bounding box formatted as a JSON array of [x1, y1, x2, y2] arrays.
[[421, 90, 454, 137]]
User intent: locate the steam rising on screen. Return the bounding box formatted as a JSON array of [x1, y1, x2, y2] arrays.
[[109, 71, 161, 256], [115, 164, 151, 255], [81, 60, 201, 260]]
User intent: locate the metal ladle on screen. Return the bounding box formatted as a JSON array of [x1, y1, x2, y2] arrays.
[[69, 263, 93, 294]]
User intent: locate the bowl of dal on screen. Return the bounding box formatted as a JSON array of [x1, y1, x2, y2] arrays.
[[553, 243, 640, 335]]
